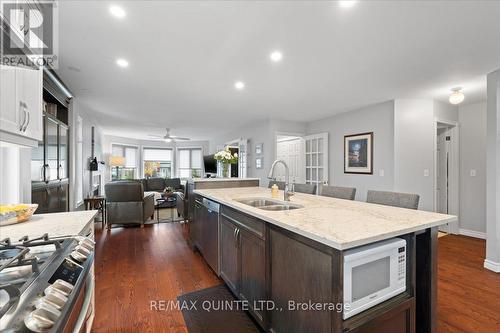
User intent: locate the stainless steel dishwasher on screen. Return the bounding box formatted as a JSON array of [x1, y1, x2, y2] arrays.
[[202, 198, 220, 275]]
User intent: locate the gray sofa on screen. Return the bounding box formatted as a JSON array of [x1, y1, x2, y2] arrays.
[[140, 178, 183, 208], [105, 181, 155, 228]]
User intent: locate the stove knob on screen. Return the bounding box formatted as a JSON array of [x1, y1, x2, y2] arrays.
[[79, 238, 94, 251], [24, 306, 60, 332], [70, 250, 87, 262]]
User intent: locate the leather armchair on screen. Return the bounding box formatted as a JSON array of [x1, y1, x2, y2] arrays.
[[105, 181, 155, 228], [174, 190, 187, 222]]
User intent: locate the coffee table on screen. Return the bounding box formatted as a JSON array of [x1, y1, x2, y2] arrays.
[[155, 195, 177, 223]]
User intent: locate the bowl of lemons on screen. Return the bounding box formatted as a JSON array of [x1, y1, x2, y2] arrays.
[[0, 204, 38, 226]]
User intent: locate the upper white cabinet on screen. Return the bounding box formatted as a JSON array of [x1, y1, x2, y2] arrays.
[[0, 65, 43, 146]]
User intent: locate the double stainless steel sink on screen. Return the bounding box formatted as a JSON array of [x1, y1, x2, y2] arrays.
[[234, 198, 303, 211]]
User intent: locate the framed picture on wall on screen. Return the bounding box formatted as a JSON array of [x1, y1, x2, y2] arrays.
[[344, 132, 373, 174]]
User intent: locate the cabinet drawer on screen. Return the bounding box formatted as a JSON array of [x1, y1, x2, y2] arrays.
[[220, 206, 265, 239]]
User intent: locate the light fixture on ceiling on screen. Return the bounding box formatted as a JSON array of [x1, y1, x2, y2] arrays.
[[449, 87, 465, 105], [109, 5, 126, 18], [338, 1, 357, 8], [116, 58, 129, 68], [234, 81, 245, 90], [270, 51, 283, 62]]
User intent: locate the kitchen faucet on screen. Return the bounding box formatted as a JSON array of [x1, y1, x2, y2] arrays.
[[268, 159, 294, 201]]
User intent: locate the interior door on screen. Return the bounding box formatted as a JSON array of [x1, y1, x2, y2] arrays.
[[276, 137, 305, 184], [304, 133, 329, 192]]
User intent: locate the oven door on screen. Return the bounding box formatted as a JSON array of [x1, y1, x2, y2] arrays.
[[62, 272, 95, 333]]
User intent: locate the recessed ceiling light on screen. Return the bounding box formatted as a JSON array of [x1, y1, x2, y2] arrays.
[[116, 58, 129, 68], [338, 1, 357, 9], [270, 51, 283, 62], [234, 81, 245, 90], [449, 87, 465, 105], [109, 5, 126, 18]]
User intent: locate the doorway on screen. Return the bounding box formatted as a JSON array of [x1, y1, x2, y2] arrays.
[[434, 120, 459, 234]]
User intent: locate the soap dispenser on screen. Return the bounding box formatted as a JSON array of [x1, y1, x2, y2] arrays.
[[271, 184, 279, 198]]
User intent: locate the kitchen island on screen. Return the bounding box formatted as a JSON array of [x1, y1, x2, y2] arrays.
[[191, 187, 456, 333]]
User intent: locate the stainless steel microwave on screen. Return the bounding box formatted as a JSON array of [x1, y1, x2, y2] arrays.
[[343, 238, 407, 319]]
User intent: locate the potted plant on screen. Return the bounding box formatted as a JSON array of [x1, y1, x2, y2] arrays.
[[214, 148, 238, 178]]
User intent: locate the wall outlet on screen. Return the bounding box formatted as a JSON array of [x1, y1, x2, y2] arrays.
[[379, 169, 385, 177], [470, 169, 477, 177], [423, 169, 430, 177]]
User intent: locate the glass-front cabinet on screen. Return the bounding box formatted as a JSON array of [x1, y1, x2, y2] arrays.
[[31, 113, 70, 213], [31, 114, 69, 183]]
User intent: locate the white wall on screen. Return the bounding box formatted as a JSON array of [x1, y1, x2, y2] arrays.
[[69, 100, 105, 210], [485, 69, 500, 272], [209, 119, 306, 184], [394, 100, 435, 211], [459, 102, 487, 234], [307, 101, 395, 201]]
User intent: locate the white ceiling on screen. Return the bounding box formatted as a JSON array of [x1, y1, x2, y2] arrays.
[[57, 1, 500, 140]]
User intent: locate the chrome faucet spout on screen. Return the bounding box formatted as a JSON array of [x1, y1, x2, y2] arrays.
[[268, 159, 294, 201]]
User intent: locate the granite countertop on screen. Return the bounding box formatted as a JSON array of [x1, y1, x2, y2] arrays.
[[193, 187, 456, 250], [0, 210, 98, 241]]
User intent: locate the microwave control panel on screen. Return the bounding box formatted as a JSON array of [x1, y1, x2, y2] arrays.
[[397, 246, 406, 281]]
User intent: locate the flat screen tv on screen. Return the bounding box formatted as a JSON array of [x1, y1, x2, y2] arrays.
[[203, 155, 217, 174]]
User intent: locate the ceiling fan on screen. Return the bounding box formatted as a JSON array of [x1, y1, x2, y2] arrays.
[[148, 128, 190, 142]]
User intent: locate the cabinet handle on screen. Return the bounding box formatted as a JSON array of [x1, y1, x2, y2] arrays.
[[23, 108, 30, 132], [19, 101, 26, 131], [236, 229, 240, 249]]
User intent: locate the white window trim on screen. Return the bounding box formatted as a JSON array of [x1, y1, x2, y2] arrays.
[[176, 146, 204, 178], [110, 142, 140, 180], [141, 146, 174, 178]]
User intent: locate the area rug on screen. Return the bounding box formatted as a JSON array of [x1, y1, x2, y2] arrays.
[[177, 284, 262, 333]]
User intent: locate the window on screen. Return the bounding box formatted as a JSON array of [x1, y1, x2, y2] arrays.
[[143, 148, 173, 178], [177, 148, 202, 178], [111, 144, 138, 180]]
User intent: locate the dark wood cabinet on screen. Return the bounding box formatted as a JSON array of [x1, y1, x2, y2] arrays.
[[32, 180, 69, 213], [269, 226, 340, 333], [192, 199, 204, 251], [219, 215, 240, 293], [239, 228, 266, 324], [219, 207, 266, 327]]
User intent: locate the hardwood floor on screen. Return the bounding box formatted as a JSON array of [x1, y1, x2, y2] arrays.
[[92, 222, 500, 333], [437, 235, 500, 333]]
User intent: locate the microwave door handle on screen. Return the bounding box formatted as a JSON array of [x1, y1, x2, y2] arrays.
[[72, 276, 94, 333]]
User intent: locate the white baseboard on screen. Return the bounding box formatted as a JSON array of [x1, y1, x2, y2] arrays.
[[484, 259, 500, 273], [459, 228, 487, 239]]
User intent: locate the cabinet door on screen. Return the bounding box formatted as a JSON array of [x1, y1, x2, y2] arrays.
[[17, 67, 43, 141], [58, 125, 68, 179], [47, 185, 60, 213], [59, 183, 69, 212], [192, 200, 203, 250], [219, 216, 239, 294], [0, 65, 21, 134], [239, 229, 266, 326], [45, 117, 58, 181], [32, 187, 48, 214]]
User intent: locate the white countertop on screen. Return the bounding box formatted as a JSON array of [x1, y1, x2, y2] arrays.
[[194, 187, 456, 250], [189, 178, 260, 183], [0, 210, 98, 241]]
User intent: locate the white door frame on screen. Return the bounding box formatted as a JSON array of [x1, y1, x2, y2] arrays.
[[433, 118, 460, 234]]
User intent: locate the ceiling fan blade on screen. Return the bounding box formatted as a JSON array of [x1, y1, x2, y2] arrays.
[[170, 136, 190, 140], [147, 134, 164, 138]]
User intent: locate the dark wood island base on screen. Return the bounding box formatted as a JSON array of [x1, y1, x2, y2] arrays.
[[191, 195, 441, 333]]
